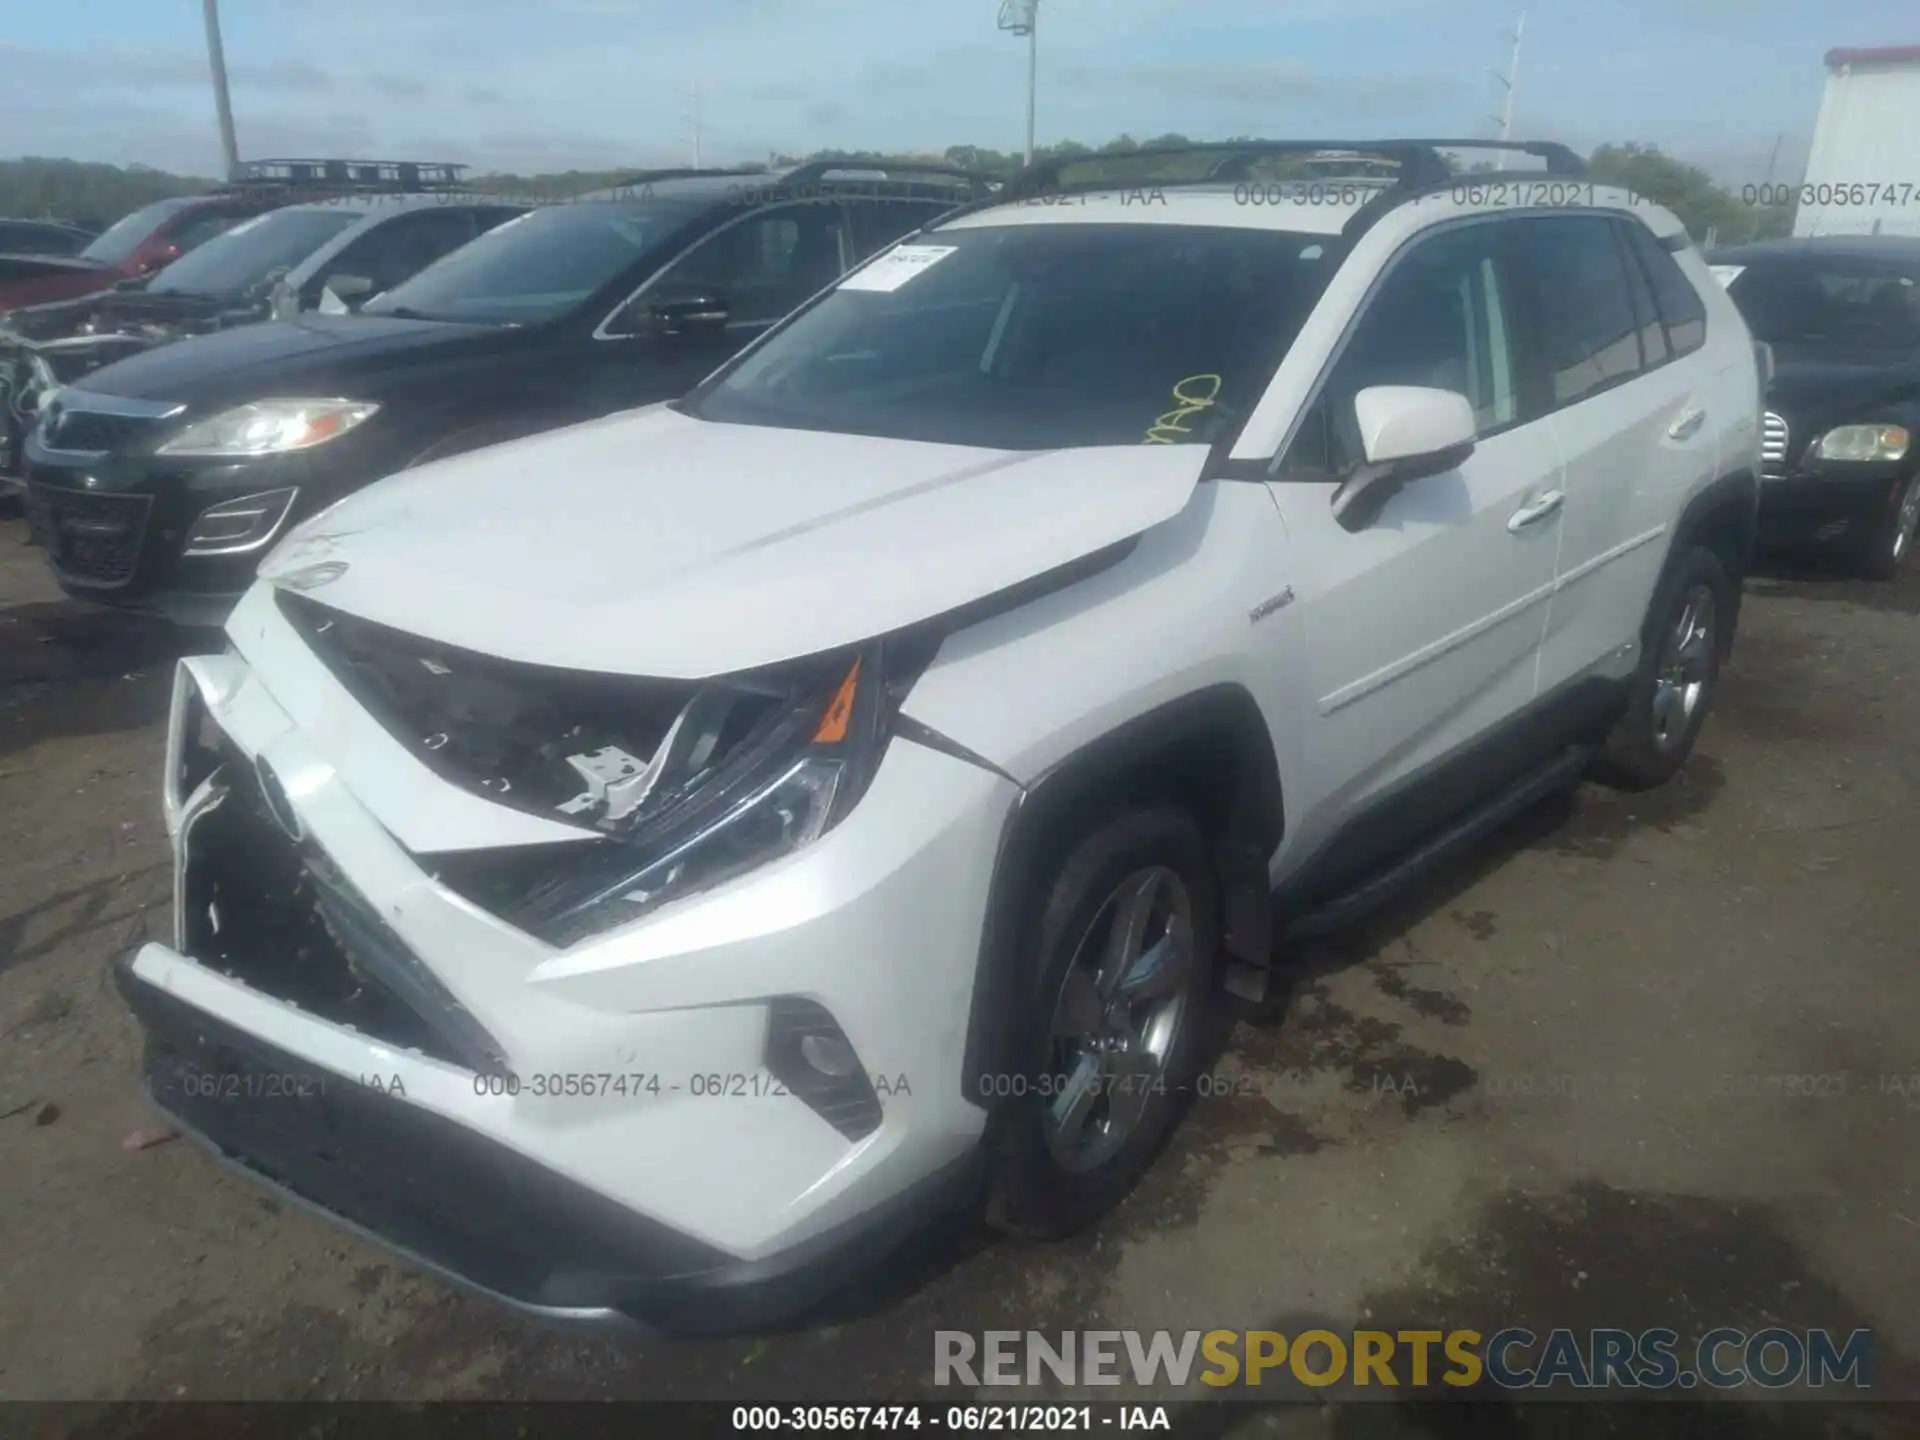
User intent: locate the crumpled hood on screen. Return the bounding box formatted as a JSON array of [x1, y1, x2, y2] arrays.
[[1, 289, 262, 389], [257, 404, 1208, 679], [1, 287, 252, 345]]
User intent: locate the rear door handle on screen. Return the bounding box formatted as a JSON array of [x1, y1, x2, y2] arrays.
[[1508, 490, 1565, 533], [1668, 407, 1707, 440]]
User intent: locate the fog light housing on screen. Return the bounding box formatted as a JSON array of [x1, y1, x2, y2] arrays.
[[764, 998, 882, 1141], [182, 487, 298, 556]]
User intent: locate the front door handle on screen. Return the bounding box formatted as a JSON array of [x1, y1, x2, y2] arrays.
[[1508, 489, 1565, 533], [1668, 407, 1707, 440]]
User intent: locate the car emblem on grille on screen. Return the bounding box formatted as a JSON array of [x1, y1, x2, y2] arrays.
[[254, 755, 305, 842]]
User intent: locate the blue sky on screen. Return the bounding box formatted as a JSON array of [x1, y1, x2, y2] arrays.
[[0, 0, 1908, 181]]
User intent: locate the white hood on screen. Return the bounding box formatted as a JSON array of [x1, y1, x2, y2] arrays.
[[257, 405, 1209, 678]]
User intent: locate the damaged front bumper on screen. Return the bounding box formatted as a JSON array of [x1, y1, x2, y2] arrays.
[[117, 948, 985, 1331], [123, 597, 1017, 1330]]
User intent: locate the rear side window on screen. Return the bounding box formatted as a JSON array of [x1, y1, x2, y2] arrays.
[[1505, 216, 1645, 408], [1612, 221, 1669, 367], [332, 210, 490, 292], [1622, 222, 1707, 356]]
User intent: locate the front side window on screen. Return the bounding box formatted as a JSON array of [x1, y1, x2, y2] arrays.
[[690, 222, 1337, 450], [1506, 216, 1646, 407], [1724, 257, 1920, 354], [847, 199, 959, 261], [166, 208, 248, 255], [147, 208, 361, 295], [648, 203, 851, 327], [364, 200, 708, 325], [79, 197, 201, 265], [1288, 222, 1519, 477], [327, 210, 495, 293]]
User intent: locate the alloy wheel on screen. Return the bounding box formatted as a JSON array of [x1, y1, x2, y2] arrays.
[[1042, 866, 1197, 1174], [1650, 584, 1715, 754], [1893, 478, 1920, 564]]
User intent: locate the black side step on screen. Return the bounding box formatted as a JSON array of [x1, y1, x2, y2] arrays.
[[1278, 744, 1591, 944]]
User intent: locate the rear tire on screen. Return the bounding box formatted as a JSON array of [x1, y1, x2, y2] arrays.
[[1855, 473, 1920, 581], [985, 806, 1220, 1240], [1592, 545, 1732, 791]]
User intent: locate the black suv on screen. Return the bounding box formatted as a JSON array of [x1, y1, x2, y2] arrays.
[[1, 194, 525, 483], [21, 164, 989, 625], [1710, 234, 1920, 578]]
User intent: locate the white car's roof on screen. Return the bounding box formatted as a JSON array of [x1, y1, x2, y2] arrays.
[[937, 179, 1685, 243]]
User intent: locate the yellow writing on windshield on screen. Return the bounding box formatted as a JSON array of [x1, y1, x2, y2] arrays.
[[1145, 373, 1224, 444]]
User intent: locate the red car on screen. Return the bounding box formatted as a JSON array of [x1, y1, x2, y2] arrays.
[[0, 193, 264, 316]]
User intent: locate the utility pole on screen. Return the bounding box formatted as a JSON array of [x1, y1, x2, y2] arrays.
[[998, 0, 1039, 166], [1763, 131, 1784, 184], [683, 83, 702, 168], [1487, 10, 1525, 170], [202, 0, 241, 181]]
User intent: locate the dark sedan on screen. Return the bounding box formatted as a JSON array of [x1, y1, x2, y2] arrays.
[[1709, 235, 1920, 578]]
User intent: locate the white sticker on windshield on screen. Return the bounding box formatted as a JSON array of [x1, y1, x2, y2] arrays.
[[1709, 264, 1745, 288], [839, 244, 958, 293]]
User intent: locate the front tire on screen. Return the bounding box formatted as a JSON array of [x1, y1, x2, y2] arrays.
[[986, 807, 1220, 1240], [1592, 545, 1732, 791], [1856, 473, 1920, 581]]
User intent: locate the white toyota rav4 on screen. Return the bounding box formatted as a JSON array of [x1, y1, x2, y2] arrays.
[[118, 141, 1762, 1333]]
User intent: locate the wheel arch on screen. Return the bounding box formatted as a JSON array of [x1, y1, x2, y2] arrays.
[[957, 683, 1284, 1111], [1668, 465, 1758, 658]]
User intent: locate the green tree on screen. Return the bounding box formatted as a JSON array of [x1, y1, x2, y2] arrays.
[[1586, 142, 1791, 245]]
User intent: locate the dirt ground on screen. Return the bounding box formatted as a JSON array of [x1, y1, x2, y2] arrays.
[[1, 505, 1916, 1434]]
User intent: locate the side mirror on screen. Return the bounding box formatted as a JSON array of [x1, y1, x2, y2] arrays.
[[646, 290, 731, 339], [320, 274, 376, 313], [1330, 385, 1477, 532]]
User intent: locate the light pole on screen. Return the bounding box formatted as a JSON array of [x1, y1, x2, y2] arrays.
[[998, 0, 1039, 166], [1486, 10, 1525, 170], [202, 0, 241, 180]]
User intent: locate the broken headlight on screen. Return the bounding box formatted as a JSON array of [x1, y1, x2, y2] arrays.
[[514, 643, 904, 947]]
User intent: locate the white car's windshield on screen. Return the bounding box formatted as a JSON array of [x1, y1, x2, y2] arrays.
[[688, 223, 1339, 449]]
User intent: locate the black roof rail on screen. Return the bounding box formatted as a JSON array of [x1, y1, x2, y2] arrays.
[[999, 138, 1582, 203], [922, 136, 1588, 240], [221, 158, 472, 194]]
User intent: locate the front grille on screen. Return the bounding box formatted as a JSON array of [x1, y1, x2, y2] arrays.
[[1761, 411, 1789, 477], [40, 405, 157, 454], [177, 725, 508, 1075], [24, 481, 151, 586]]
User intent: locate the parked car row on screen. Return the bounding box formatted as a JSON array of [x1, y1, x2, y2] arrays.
[[10, 161, 991, 622], [0, 159, 495, 480], [1705, 234, 1920, 577], [103, 137, 1776, 1333]]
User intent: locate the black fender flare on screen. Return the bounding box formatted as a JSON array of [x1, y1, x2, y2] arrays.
[[956, 683, 1284, 1111], [1662, 465, 1759, 657]]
